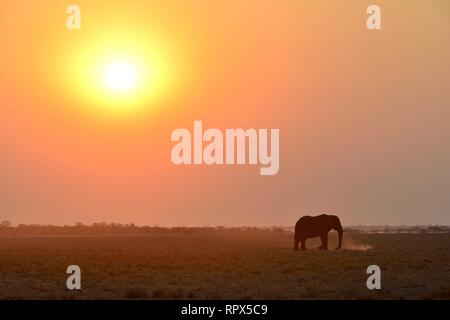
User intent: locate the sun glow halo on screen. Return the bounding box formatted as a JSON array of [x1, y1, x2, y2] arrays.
[[64, 31, 177, 117]]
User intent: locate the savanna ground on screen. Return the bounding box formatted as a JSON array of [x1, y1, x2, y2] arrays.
[[0, 232, 449, 299]]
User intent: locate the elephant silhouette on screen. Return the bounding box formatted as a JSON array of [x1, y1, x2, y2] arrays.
[[294, 214, 343, 251]]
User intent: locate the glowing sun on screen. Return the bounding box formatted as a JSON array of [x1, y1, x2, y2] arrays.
[[104, 61, 137, 92], [65, 30, 178, 117]]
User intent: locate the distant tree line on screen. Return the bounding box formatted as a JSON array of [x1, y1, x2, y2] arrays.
[[345, 225, 450, 234], [0, 221, 288, 236], [0, 221, 448, 236]]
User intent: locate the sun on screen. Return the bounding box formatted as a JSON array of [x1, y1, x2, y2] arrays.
[[104, 61, 137, 93], [63, 29, 180, 118]]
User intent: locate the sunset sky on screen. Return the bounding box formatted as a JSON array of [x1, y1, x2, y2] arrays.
[[1, 0, 449, 226]]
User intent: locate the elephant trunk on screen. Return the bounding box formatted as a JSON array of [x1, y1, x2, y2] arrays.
[[335, 218, 343, 249], [336, 228, 343, 250]]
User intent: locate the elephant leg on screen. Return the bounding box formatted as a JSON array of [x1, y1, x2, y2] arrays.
[[300, 239, 306, 250], [320, 234, 328, 250], [293, 238, 299, 251]]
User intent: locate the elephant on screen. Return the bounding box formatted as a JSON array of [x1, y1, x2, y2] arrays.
[[294, 214, 343, 251]]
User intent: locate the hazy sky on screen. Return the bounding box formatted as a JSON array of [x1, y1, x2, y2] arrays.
[[1, 1, 449, 226]]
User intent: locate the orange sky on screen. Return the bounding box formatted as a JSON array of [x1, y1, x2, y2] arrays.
[[1, 0, 450, 226]]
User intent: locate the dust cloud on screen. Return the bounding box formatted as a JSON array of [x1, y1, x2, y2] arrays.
[[342, 235, 373, 251]]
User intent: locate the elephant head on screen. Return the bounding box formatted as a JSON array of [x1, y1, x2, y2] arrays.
[[326, 215, 343, 249]]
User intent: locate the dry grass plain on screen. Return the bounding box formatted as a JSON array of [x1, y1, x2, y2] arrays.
[[0, 232, 449, 299]]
